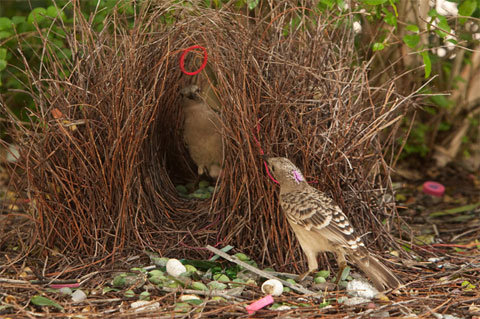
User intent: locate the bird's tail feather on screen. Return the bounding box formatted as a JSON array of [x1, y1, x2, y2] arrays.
[[352, 253, 402, 291]]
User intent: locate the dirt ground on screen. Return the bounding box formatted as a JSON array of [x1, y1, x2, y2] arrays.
[[0, 163, 479, 318]]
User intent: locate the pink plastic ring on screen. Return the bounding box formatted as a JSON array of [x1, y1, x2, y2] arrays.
[[422, 181, 445, 197], [179, 45, 208, 75]]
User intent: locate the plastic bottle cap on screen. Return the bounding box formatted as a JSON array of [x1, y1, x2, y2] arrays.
[[422, 181, 445, 197]]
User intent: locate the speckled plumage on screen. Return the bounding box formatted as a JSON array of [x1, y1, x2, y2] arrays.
[[180, 85, 223, 179], [265, 157, 402, 291]]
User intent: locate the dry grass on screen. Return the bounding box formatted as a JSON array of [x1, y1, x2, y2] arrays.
[[4, 0, 414, 274]]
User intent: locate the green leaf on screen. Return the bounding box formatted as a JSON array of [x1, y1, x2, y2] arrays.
[[46, 6, 67, 21], [0, 48, 7, 60], [31, 295, 64, 310], [403, 34, 420, 48], [0, 60, 6, 72], [11, 16, 26, 25], [319, 0, 336, 9], [315, 270, 330, 278], [0, 31, 12, 40], [190, 281, 208, 291], [382, 8, 397, 27], [139, 291, 150, 300], [208, 245, 234, 261], [361, 0, 388, 5], [213, 274, 230, 282], [0, 17, 13, 31], [458, 0, 477, 24], [247, 0, 259, 10], [405, 24, 419, 33], [421, 51, 431, 78], [435, 15, 451, 37], [430, 95, 451, 108], [372, 42, 385, 51], [429, 202, 480, 217], [28, 8, 48, 25], [207, 281, 228, 290]]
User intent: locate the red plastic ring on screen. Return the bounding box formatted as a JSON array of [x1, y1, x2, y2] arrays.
[[179, 45, 208, 75], [422, 181, 445, 197]]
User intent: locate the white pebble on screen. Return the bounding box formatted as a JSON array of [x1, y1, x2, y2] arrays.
[[71, 289, 87, 303], [180, 294, 201, 301], [131, 300, 160, 312], [275, 305, 292, 311], [346, 279, 378, 299], [261, 279, 283, 296], [166, 259, 186, 277]]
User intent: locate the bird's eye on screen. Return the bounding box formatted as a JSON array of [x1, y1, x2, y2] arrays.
[[270, 166, 275, 172]]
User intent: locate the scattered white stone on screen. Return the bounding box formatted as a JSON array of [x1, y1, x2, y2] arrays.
[[59, 287, 72, 295], [275, 305, 292, 311], [428, 257, 444, 263], [347, 279, 378, 299], [131, 300, 160, 312], [371, 311, 391, 318], [473, 33, 480, 40], [6, 144, 19, 163], [261, 279, 283, 296], [353, 21, 362, 34], [343, 296, 371, 306], [180, 294, 201, 301], [166, 259, 186, 277], [71, 289, 87, 303], [433, 313, 462, 319]]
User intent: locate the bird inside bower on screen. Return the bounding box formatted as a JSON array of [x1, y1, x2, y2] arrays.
[[263, 156, 403, 291], [180, 84, 224, 180]]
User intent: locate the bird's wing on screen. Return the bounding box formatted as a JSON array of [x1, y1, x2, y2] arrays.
[[281, 189, 365, 250]]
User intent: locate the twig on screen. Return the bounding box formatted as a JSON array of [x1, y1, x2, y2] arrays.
[[206, 245, 317, 295], [160, 286, 246, 301]]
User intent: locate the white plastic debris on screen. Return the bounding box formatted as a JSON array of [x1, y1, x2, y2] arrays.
[[71, 289, 87, 303], [346, 279, 378, 299], [131, 300, 160, 312], [436, 47, 447, 57], [166, 259, 187, 277], [435, 0, 458, 16], [353, 21, 362, 34], [261, 279, 283, 296]]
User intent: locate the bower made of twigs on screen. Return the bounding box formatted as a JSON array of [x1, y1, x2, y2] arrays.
[[8, 1, 408, 272]]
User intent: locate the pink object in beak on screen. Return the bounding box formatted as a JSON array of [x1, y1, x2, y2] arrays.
[[245, 294, 274, 314], [422, 181, 445, 197]]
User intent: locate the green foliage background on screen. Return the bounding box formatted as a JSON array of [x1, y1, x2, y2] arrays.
[[0, 0, 479, 162]]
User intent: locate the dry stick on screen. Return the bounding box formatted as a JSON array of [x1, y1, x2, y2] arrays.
[[160, 287, 246, 302], [206, 245, 317, 295]]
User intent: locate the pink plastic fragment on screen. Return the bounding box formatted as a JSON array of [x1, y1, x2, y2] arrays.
[[422, 181, 445, 197], [245, 294, 274, 314]]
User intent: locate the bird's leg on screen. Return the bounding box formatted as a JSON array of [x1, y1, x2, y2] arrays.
[[297, 249, 318, 282], [334, 252, 347, 286]]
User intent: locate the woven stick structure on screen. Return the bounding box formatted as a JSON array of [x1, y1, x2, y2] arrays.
[[8, 1, 410, 272]]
